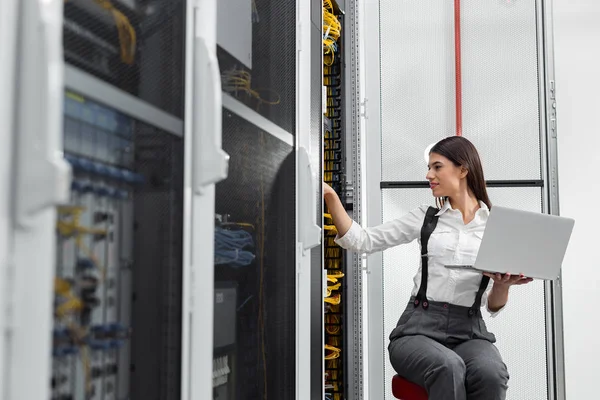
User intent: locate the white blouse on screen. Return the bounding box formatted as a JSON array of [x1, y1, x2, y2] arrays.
[[334, 200, 504, 316]]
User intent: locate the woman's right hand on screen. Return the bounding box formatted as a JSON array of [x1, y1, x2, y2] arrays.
[[323, 182, 336, 198], [322, 181, 352, 237]]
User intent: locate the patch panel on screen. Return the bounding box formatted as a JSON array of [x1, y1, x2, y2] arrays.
[[52, 91, 139, 400]]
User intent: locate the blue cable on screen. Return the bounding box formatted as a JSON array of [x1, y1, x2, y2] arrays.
[[215, 228, 254, 249], [214, 249, 255, 267], [214, 227, 255, 267]]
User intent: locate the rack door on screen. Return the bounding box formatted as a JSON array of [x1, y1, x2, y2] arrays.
[[210, 0, 313, 398], [9, 1, 72, 400]]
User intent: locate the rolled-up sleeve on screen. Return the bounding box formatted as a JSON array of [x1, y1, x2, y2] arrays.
[[333, 206, 426, 255], [482, 286, 506, 318]]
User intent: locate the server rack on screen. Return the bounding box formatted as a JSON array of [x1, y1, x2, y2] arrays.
[[321, 1, 364, 399], [52, 1, 190, 399], [322, 1, 346, 396], [6, 0, 327, 399], [5, 0, 228, 399]]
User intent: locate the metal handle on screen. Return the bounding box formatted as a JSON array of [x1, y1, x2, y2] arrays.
[[193, 35, 230, 194], [298, 147, 322, 253], [15, 0, 71, 228]]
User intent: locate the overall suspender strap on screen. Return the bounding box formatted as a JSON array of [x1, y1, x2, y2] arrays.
[[468, 275, 491, 317], [414, 206, 440, 309]]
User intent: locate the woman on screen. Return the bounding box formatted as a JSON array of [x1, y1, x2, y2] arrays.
[[323, 136, 532, 400]]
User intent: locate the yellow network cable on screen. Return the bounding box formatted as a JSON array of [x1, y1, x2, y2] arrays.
[[221, 67, 281, 110], [325, 247, 341, 258], [222, 222, 255, 229], [327, 358, 341, 369], [57, 206, 108, 281], [326, 314, 341, 324], [64, 0, 136, 64], [324, 292, 341, 305], [54, 278, 84, 318], [326, 325, 341, 335], [325, 282, 341, 297], [323, 224, 338, 235], [54, 314, 92, 393], [327, 270, 344, 283], [328, 335, 341, 345], [324, 344, 341, 360], [323, 0, 341, 66], [93, 0, 137, 64], [63, 320, 92, 394]]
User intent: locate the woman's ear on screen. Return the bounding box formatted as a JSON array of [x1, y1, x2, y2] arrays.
[[460, 166, 469, 179]]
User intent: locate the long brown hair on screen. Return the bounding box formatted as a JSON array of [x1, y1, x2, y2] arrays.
[[430, 136, 492, 210]]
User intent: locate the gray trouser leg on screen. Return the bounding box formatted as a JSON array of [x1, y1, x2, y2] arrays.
[[452, 339, 509, 400], [389, 335, 466, 400]]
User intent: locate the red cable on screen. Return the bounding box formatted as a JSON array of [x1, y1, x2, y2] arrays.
[[454, 0, 463, 136]]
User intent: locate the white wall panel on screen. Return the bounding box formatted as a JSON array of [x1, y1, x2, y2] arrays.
[[554, 1, 600, 398], [381, 187, 547, 400], [461, 0, 541, 180], [379, 0, 541, 182]]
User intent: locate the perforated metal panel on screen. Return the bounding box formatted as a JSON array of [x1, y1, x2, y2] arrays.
[[484, 187, 547, 400], [131, 124, 184, 400], [461, 0, 541, 180], [379, 0, 541, 181], [381, 188, 429, 400], [215, 111, 295, 399], [381, 187, 547, 400], [379, 1, 455, 182]]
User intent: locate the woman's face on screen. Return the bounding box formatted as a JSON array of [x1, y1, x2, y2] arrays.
[[426, 152, 466, 198]]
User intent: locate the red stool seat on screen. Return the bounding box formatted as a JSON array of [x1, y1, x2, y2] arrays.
[[391, 375, 428, 400]]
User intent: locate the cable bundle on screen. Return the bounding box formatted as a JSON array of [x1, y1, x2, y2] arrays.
[[221, 67, 281, 109], [56, 206, 107, 281], [323, 212, 344, 397], [214, 226, 255, 267], [323, 0, 341, 66]]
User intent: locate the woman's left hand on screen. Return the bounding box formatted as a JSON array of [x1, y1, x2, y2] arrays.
[[483, 272, 533, 287]]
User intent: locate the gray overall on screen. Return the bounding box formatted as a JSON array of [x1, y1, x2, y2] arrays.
[[388, 207, 509, 400]]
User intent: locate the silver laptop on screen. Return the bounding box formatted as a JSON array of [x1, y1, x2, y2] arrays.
[[471, 205, 575, 280]]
